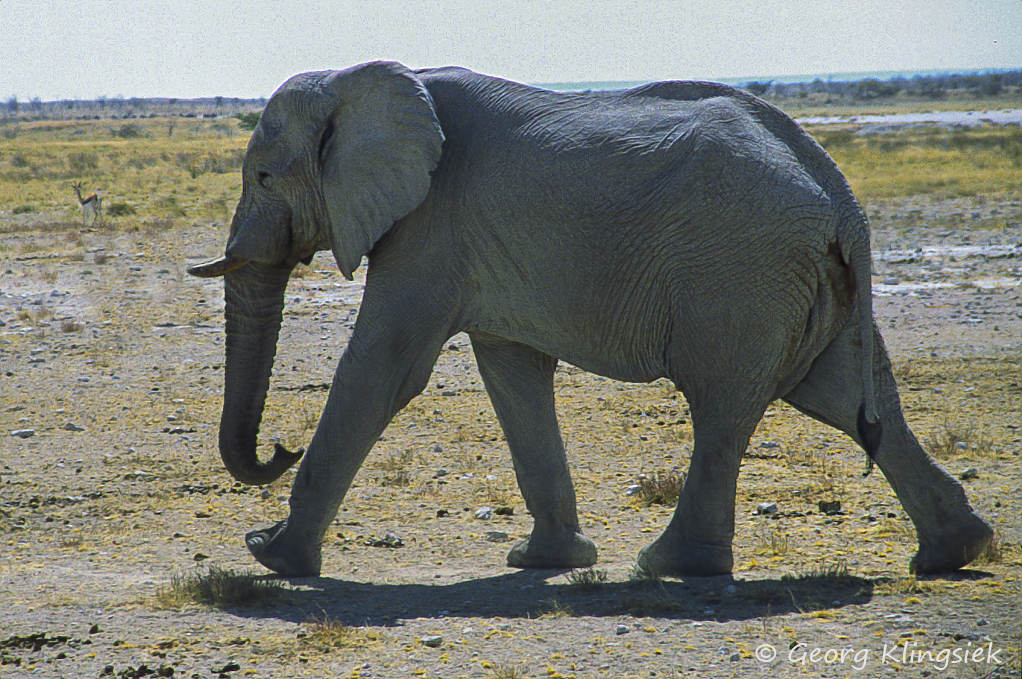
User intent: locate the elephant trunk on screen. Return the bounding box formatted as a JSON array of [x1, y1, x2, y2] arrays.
[[217, 261, 304, 485]]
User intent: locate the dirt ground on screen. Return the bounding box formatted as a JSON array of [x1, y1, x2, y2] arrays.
[[1, 196, 1020, 678]]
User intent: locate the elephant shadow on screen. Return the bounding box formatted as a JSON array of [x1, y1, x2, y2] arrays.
[[217, 567, 972, 627], [233, 567, 994, 626]]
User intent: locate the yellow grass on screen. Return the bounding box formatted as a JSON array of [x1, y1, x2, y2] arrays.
[[1, 117, 248, 230], [2, 106, 1019, 227], [807, 124, 1022, 200]]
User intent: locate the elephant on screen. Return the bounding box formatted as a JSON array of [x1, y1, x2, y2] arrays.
[[188, 61, 993, 578]]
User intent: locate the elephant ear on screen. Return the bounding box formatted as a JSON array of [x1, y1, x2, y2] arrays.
[[317, 62, 444, 279]]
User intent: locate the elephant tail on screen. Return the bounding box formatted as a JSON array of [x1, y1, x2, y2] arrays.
[[848, 219, 878, 425]]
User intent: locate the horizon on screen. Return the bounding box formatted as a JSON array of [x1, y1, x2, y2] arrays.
[[3, 0, 1020, 102], [6, 66, 1020, 106]]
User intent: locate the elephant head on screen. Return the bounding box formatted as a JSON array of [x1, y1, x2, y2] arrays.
[[187, 62, 445, 485]]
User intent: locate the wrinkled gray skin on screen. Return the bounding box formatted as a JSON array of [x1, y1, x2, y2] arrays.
[[188, 61, 992, 578]]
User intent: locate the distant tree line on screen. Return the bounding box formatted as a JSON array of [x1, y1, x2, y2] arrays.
[[743, 70, 1020, 101], [3, 70, 1018, 121], [1, 95, 267, 121]]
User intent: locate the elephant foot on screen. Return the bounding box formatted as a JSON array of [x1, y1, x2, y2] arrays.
[[245, 520, 322, 577], [506, 530, 597, 569], [636, 531, 733, 578], [910, 513, 994, 574]]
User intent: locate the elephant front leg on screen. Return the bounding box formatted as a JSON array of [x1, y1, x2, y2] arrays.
[[248, 334, 444, 577], [471, 335, 597, 569]]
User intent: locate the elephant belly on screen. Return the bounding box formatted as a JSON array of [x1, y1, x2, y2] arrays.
[[469, 292, 673, 385]]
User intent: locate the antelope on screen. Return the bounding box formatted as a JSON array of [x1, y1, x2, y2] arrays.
[[71, 182, 102, 227]]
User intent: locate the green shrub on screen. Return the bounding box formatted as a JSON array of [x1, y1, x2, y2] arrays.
[[112, 123, 143, 139], [236, 112, 262, 131], [106, 202, 136, 217]]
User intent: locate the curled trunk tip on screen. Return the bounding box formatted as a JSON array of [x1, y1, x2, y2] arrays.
[[223, 443, 305, 486]]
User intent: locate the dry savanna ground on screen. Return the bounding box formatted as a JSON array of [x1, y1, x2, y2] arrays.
[[1, 99, 1021, 679]]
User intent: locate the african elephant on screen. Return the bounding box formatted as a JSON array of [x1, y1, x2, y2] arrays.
[[188, 61, 993, 578]]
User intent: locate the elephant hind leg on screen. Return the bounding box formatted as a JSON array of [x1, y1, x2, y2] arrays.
[[638, 393, 770, 577], [471, 333, 597, 569], [783, 323, 992, 573]]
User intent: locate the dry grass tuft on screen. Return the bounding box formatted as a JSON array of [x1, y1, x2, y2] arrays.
[[565, 567, 608, 590], [154, 565, 294, 609], [782, 558, 851, 582], [628, 560, 663, 584], [299, 616, 384, 651], [924, 420, 996, 459], [538, 598, 574, 618], [875, 575, 938, 596], [755, 528, 792, 556], [488, 664, 528, 679], [631, 470, 685, 507]]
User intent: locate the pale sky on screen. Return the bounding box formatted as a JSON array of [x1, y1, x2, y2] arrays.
[[2, 0, 1020, 101]]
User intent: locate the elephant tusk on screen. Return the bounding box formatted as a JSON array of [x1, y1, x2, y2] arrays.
[[187, 255, 249, 278]]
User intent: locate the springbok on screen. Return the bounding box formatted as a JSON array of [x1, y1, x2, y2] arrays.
[[71, 182, 102, 227]]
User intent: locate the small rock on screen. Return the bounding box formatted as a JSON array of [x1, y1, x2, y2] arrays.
[[756, 502, 778, 515], [436, 509, 450, 518], [615, 624, 629, 635], [10, 428, 35, 439], [977, 618, 988, 626], [960, 467, 979, 480], [89, 624, 101, 634], [434, 468, 448, 477], [883, 277, 901, 285], [64, 422, 85, 432], [758, 441, 780, 449], [365, 532, 403, 548], [485, 531, 510, 543], [421, 635, 443, 648], [818, 500, 842, 515], [494, 506, 514, 516], [474, 506, 493, 520], [625, 484, 642, 496]]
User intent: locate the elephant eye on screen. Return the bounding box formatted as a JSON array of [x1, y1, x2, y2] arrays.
[[257, 171, 273, 190]]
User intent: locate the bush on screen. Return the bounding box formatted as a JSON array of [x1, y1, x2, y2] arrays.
[[236, 112, 261, 131], [106, 202, 136, 217], [112, 123, 143, 139], [68, 152, 98, 172]]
